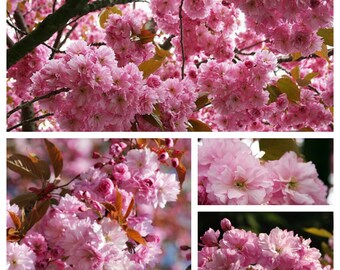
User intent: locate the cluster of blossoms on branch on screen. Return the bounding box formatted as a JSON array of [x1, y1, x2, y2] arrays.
[[198, 218, 333, 270], [198, 139, 328, 205], [7, 0, 333, 131], [7, 139, 190, 269]]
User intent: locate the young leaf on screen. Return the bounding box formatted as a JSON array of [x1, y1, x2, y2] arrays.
[[315, 43, 330, 62], [8, 211, 22, 230], [276, 77, 300, 103], [187, 119, 212, 132], [317, 28, 333, 46], [304, 227, 333, 238], [297, 72, 319, 87], [124, 197, 135, 220], [266, 85, 282, 103], [7, 153, 43, 179], [126, 228, 147, 245], [98, 6, 122, 28], [259, 139, 301, 161], [291, 52, 302, 61], [142, 113, 164, 130], [176, 162, 187, 187], [7, 228, 22, 242], [44, 139, 63, 178], [29, 154, 51, 181], [136, 19, 157, 44], [138, 58, 164, 79], [290, 66, 300, 81], [10, 192, 38, 209], [195, 93, 211, 111], [24, 200, 50, 233]]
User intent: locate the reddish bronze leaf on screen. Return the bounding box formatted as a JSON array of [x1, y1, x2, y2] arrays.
[[126, 228, 147, 245], [176, 162, 187, 187], [44, 139, 63, 178], [8, 211, 22, 230]]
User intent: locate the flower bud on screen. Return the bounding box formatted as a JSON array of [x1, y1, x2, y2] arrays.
[[171, 158, 179, 168], [165, 138, 174, 148], [220, 218, 232, 231], [92, 151, 101, 159], [159, 151, 169, 162]]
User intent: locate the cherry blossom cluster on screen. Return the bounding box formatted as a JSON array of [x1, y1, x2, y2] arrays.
[[7, 139, 187, 269], [6, 1, 333, 131], [151, 0, 240, 62], [198, 139, 328, 205], [230, 0, 333, 56], [198, 218, 332, 270]]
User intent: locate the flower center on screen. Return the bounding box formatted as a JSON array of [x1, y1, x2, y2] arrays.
[[234, 178, 247, 190], [288, 177, 298, 190]]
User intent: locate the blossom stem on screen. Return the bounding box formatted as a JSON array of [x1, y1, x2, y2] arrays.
[[7, 113, 54, 132]]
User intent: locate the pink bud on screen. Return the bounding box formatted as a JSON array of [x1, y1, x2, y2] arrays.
[[220, 218, 232, 231], [94, 162, 104, 169], [165, 138, 174, 148], [159, 151, 169, 162], [171, 158, 179, 168], [92, 151, 101, 159]]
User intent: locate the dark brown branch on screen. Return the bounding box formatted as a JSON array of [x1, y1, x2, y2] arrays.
[[49, 28, 65, 59], [179, 0, 185, 80], [13, 10, 29, 35], [7, 113, 54, 132], [278, 49, 334, 63], [58, 23, 78, 49], [7, 35, 15, 48], [7, 88, 71, 118]]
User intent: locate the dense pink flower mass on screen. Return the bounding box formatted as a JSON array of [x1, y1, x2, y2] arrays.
[[198, 139, 328, 205], [198, 218, 333, 270], [7, 139, 191, 269], [6, 0, 333, 131]]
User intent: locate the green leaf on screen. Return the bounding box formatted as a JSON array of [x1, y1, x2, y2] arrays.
[[266, 85, 282, 103], [10, 192, 38, 209], [7, 154, 44, 179], [142, 113, 164, 130], [276, 77, 300, 103], [290, 66, 300, 81], [259, 139, 301, 161], [317, 28, 333, 46], [24, 199, 50, 233], [315, 43, 330, 62], [297, 72, 319, 87], [44, 139, 63, 178], [304, 227, 333, 238], [138, 58, 164, 79], [195, 93, 211, 111], [187, 119, 212, 132]]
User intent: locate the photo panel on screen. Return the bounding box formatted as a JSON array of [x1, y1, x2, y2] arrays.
[[198, 138, 333, 205], [198, 211, 333, 269], [6, 138, 191, 270]]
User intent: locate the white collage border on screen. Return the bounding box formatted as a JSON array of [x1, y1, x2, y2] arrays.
[[1, 1, 339, 269]]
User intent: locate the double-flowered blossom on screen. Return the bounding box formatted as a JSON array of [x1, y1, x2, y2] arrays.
[[199, 218, 332, 270], [7, 140, 183, 269], [199, 139, 328, 205]]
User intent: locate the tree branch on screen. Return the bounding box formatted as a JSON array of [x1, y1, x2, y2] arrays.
[[179, 0, 185, 80], [7, 0, 89, 69], [7, 0, 145, 69], [278, 49, 333, 63], [7, 113, 54, 132], [7, 88, 71, 118]]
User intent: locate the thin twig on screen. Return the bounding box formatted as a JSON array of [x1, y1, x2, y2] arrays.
[[43, 42, 66, 55], [58, 23, 78, 48], [7, 88, 71, 118], [239, 39, 269, 52], [7, 20, 27, 35], [7, 113, 54, 132], [179, 0, 185, 80], [49, 28, 65, 59], [57, 174, 81, 188]]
